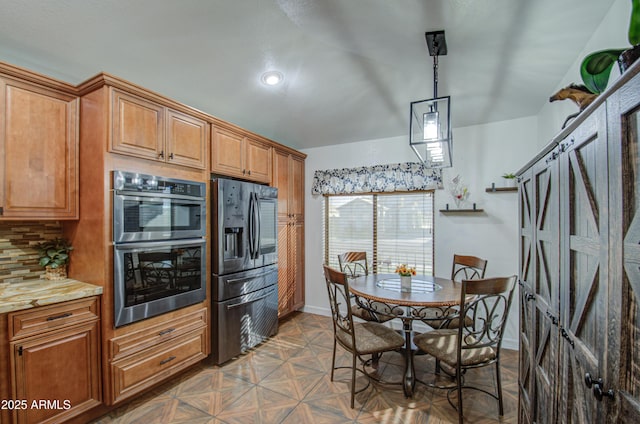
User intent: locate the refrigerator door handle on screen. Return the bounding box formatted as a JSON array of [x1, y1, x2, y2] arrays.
[[255, 193, 261, 259], [248, 192, 255, 259]]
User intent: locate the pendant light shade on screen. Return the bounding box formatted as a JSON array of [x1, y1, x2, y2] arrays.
[[410, 96, 452, 167], [410, 30, 453, 168]]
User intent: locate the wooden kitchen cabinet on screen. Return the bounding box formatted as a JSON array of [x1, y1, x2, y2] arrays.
[[0, 73, 78, 219], [8, 297, 101, 424], [211, 125, 272, 183], [273, 149, 305, 317], [517, 62, 640, 423], [111, 89, 208, 169]]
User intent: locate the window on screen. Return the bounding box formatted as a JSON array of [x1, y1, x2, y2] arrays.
[[324, 192, 434, 275]]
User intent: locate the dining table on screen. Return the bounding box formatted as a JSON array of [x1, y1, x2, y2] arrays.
[[349, 273, 464, 398]]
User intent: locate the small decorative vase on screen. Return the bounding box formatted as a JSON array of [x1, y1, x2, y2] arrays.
[[400, 275, 412, 292], [619, 45, 640, 73], [45, 264, 67, 280], [504, 178, 517, 188]]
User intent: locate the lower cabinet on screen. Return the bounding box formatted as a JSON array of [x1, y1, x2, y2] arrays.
[[8, 297, 101, 424], [107, 307, 207, 404]]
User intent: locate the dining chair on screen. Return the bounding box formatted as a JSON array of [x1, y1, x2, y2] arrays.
[[416, 254, 488, 330], [413, 275, 517, 424], [338, 252, 395, 323], [323, 265, 405, 408]]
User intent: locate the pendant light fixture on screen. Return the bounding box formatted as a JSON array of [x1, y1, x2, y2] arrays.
[[410, 30, 452, 168]]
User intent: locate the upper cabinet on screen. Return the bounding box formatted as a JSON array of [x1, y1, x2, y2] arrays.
[[0, 74, 79, 219], [111, 89, 208, 170], [211, 125, 272, 183]]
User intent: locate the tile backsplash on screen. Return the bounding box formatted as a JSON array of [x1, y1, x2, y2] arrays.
[[0, 222, 64, 284]]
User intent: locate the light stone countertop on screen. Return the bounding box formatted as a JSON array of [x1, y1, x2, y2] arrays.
[[0, 278, 103, 314]]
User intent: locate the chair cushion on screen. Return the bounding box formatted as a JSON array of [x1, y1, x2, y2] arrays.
[[351, 304, 395, 323], [413, 329, 496, 367], [336, 322, 405, 355]]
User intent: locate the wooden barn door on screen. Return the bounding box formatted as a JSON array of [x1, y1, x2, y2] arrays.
[[532, 149, 561, 424], [559, 105, 611, 423], [609, 71, 640, 422]]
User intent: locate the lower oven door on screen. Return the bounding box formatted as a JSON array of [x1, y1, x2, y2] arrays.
[[212, 284, 278, 364], [114, 238, 206, 327]]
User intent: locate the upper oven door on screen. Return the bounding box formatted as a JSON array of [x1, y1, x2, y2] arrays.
[[113, 192, 206, 243]]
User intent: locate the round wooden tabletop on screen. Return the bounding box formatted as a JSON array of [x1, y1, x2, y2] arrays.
[[349, 274, 462, 307]]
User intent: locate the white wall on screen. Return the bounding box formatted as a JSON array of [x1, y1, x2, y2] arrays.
[[301, 116, 539, 349]]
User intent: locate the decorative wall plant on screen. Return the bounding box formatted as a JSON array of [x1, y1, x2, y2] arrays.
[[580, 0, 640, 94]]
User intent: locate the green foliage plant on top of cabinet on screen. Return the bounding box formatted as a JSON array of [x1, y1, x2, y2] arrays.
[[580, 0, 640, 94]]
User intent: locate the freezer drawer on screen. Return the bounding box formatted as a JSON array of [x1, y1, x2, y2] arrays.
[[212, 264, 278, 302], [212, 284, 278, 364]]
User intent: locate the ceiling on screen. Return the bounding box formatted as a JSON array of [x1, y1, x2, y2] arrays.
[[0, 0, 617, 151]]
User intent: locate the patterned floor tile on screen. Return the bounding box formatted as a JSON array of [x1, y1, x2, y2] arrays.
[[90, 312, 519, 424]]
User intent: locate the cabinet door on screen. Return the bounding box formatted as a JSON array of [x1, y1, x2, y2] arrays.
[[559, 106, 611, 423], [273, 149, 291, 216], [245, 138, 272, 183], [211, 126, 244, 178], [291, 221, 305, 311], [0, 79, 78, 219], [11, 321, 101, 424], [166, 109, 208, 169], [111, 89, 165, 161], [532, 149, 561, 423], [290, 155, 305, 218], [277, 217, 291, 317], [608, 71, 640, 422], [518, 168, 535, 424]]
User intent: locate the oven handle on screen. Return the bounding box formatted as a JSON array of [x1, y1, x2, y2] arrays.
[[113, 190, 205, 202], [226, 289, 275, 310], [114, 238, 205, 251]]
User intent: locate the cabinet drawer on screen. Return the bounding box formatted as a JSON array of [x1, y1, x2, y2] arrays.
[[9, 296, 99, 340], [109, 307, 206, 361], [110, 328, 206, 403]]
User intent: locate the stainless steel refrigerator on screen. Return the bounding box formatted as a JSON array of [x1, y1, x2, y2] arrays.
[[211, 177, 278, 364]]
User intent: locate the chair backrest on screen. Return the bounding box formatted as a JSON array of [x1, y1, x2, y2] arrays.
[[323, 265, 356, 348], [338, 252, 369, 278], [451, 254, 487, 281], [457, 275, 517, 354]]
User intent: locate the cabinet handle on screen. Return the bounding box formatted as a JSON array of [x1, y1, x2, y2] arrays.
[[247, 170, 251, 175], [46, 312, 72, 321], [0, 207, 3, 215], [585, 373, 614, 400], [159, 150, 165, 159], [169, 152, 174, 160], [159, 356, 176, 365], [242, 169, 246, 175], [158, 328, 175, 336]]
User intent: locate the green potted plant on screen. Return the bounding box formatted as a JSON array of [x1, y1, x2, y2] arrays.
[[502, 173, 517, 188], [580, 0, 640, 94], [36, 237, 73, 280]]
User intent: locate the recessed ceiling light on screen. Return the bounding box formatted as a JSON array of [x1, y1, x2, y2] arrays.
[[261, 71, 284, 86]]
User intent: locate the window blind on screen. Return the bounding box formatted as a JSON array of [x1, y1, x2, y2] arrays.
[[324, 192, 434, 275]]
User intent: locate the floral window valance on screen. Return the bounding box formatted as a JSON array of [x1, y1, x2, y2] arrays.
[[311, 162, 443, 195]]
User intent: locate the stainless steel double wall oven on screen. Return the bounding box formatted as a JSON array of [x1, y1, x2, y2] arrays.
[[112, 171, 207, 327], [211, 177, 278, 364]]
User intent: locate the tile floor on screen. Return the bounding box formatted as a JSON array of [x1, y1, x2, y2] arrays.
[[91, 312, 518, 423]]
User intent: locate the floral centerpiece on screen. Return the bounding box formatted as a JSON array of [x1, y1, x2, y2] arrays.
[[449, 175, 469, 208], [395, 264, 416, 276], [396, 264, 416, 292]]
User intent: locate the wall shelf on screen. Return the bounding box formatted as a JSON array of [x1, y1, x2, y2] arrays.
[[485, 187, 517, 193], [439, 208, 484, 214]]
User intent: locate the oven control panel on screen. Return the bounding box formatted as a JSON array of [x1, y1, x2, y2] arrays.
[[113, 171, 205, 198]]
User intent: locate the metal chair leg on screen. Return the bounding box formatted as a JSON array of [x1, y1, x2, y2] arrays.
[[331, 338, 337, 381], [457, 364, 463, 424], [496, 359, 504, 416], [351, 353, 357, 408]]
